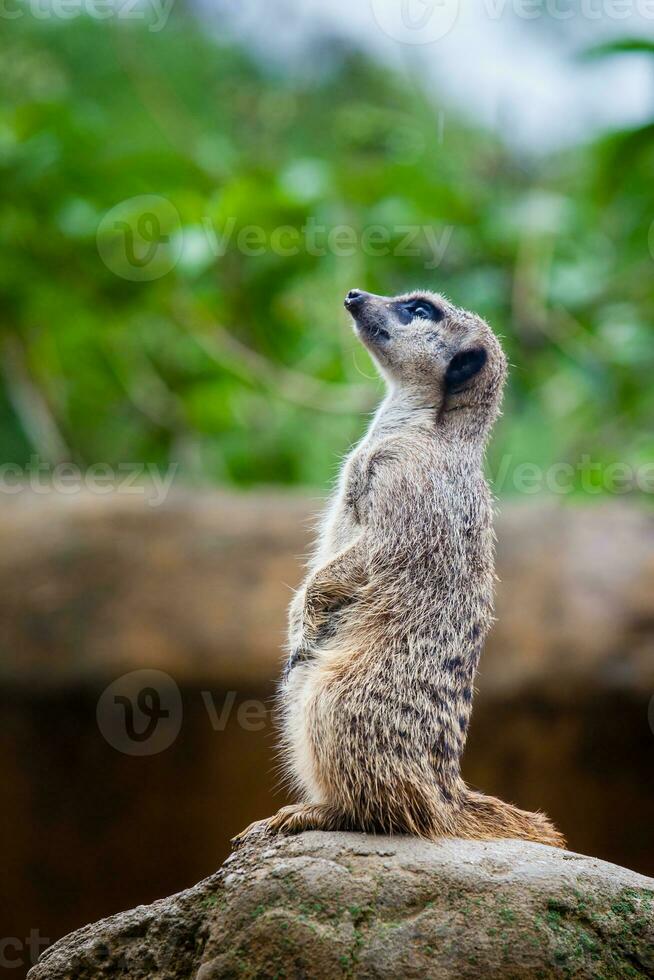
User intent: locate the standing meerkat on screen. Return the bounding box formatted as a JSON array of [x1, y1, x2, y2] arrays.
[[236, 288, 564, 848]]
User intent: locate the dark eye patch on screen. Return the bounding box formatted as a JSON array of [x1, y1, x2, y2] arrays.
[[445, 348, 487, 391], [394, 299, 444, 325]]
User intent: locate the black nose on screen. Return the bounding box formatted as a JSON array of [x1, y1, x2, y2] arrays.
[[344, 289, 368, 309]]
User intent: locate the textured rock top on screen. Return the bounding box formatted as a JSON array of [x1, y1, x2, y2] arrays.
[[30, 831, 654, 979]]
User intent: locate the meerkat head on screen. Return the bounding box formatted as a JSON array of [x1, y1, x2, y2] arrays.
[[344, 288, 507, 435]]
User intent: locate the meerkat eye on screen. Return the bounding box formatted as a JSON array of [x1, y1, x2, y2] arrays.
[[395, 299, 444, 324], [408, 299, 442, 320]]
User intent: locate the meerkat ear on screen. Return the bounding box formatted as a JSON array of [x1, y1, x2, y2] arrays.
[[445, 348, 487, 391]]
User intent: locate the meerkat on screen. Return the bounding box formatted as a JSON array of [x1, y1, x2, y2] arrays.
[[235, 288, 564, 848]]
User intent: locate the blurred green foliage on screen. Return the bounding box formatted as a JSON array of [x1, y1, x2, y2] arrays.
[[0, 12, 653, 494]]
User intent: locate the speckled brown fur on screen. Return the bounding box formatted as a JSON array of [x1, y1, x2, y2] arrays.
[[235, 289, 564, 849]]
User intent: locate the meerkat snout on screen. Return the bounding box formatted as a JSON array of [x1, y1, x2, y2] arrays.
[[344, 288, 369, 310]]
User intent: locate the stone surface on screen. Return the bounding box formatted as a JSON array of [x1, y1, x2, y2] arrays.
[[29, 832, 654, 979]]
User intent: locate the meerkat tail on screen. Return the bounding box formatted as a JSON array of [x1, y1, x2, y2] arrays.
[[449, 784, 565, 849]]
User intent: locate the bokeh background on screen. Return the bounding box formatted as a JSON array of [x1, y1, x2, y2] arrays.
[[1, 0, 654, 971]]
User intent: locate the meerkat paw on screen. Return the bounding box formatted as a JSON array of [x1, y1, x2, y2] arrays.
[[267, 803, 350, 835], [282, 645, 314, 679], [230, 808, 315, 848], [232, 803, 352, 849], [232, 804, 348, 847]]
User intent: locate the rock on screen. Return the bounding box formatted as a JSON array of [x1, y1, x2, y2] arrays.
[[29, 832, 654, 979]]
